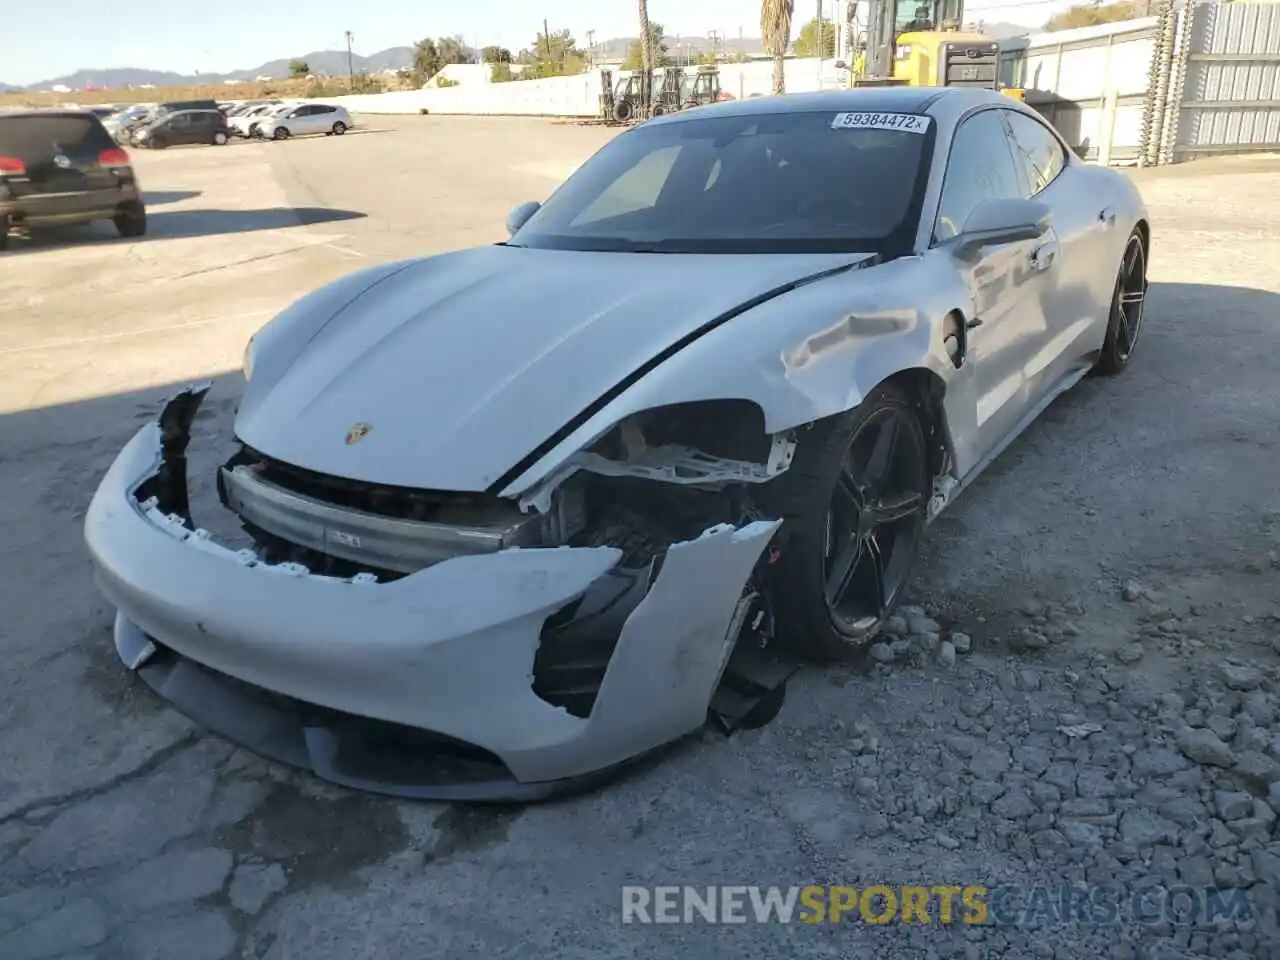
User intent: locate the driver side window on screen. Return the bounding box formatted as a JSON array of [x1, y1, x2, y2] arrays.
[[934, 110, 1022, 243]]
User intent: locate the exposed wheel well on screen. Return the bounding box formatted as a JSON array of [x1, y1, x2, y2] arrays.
[[874, 367, 952, 480], [1134, 218, 1150, 256]]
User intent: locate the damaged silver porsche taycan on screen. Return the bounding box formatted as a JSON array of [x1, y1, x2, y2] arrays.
[[85, 87, 1150, 800]]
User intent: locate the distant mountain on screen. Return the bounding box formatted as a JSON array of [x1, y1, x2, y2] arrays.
[[4, 46, 417, 92], [218, 47, 415, 81]]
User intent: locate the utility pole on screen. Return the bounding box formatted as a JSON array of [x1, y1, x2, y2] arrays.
[[543, 18, 553, 67], [586, 29, 596, 68], [817, 0, 824, 89], [344, 30, 354, 91]]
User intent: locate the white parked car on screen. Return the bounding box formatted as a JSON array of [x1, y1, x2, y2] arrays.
[[254, 102, 353, 140], [228, 103, 285, 138]]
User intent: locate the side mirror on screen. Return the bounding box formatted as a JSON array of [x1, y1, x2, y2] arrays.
[[954, 197, 1053, 253], [506, 200, 541, 237]]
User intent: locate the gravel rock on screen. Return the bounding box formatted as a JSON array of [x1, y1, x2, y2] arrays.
[[1122, 580, 1147, 602], [869, 642, 894, 663], [1116, 643, 1145, 664], [1177, 727, 1238, 768], [951, 632, 972, 653], [1119, 809, 1178, 846], [1221, 663, 1263, 691], [1215, 790, 1254, 822], [937, 641, 957, 669], [1234, 750, 1280, 788]]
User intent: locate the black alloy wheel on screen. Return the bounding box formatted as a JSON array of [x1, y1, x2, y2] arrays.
[[1094, 229, 1148, 375], [760, 384, 930, 662], [822, 405, 928, 636]]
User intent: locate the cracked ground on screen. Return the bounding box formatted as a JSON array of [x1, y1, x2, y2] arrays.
[[0, 118, 1278, 960]]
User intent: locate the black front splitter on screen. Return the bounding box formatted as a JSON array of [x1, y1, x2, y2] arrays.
[[126, 628, 680, 804]]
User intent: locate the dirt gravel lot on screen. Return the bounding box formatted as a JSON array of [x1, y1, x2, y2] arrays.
[[1, 116, 1278, 960]]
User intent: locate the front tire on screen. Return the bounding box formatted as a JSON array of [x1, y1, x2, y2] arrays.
[[757, 384, 930, 662], [0, 215, 9, 252], [114, 203, 147, 239], [1093, 229, 1148, 376]]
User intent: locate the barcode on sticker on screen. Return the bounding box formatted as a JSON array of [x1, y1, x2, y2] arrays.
[[830, 112, 930, 134]]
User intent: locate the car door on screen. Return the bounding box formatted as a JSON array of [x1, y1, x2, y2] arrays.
[[154, 114, 180, 145], [1001, 108, 1109, 394], [292, 105, 318, 135], [932, 108, 1058, 463], [188, 112, 211, 144]]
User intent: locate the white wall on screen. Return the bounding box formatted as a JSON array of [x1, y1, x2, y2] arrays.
[[999, 18, 1160, 160], [329, 59, 852, 117], [329, 19, 1160, 149]]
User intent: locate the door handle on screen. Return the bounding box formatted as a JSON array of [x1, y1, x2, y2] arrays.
[[1029, 241, 1059, 272], [1098, 206, 1117, 227]]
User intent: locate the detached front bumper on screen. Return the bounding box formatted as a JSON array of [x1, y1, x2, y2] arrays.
[[84, 387, 781, 800]]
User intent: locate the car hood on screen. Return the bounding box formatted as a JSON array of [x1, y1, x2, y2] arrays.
[[234, 244, 874, 492]]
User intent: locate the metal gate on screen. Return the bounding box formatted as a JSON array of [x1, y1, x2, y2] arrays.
[[1146, 1, 1280, 163]]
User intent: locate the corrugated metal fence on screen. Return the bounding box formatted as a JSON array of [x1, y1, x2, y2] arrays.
[[1001, 2, 1280, 165], [1159, 0, 1280, 161]]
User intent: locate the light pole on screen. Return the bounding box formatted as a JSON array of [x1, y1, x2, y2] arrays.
[[344, 30, 355, 91]]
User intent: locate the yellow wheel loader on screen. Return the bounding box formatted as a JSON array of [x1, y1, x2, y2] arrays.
[[849, 0, 1025, 100]]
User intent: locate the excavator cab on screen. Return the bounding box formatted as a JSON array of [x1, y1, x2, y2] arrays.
[[854, 0, 1024, 99]]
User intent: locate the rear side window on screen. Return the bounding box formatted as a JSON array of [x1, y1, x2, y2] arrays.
[[0, 115, 114, 161], [1002, 110, 1067, 196]]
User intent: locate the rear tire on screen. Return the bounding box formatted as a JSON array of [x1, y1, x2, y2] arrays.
[[213, 131, 228, 145], [272, 127, 289, 141], [0, 216, 9, 252], [613, 99, 634, 123], [755, 383, 931, 662], [1093, 229, 1148, 376], [114, 203, 147, 239], [332, 122, 347, 135]]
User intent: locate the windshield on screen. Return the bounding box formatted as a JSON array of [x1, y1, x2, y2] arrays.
[[510, 109, 934, 255]]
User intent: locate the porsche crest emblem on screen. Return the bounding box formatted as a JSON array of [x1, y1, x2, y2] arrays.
[[345, 422, 372, 445]]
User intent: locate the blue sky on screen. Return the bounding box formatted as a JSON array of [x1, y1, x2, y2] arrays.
[[5, 0, 1073, 85]]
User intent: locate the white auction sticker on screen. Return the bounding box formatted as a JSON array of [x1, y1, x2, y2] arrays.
[[830, 112, 930, 134]]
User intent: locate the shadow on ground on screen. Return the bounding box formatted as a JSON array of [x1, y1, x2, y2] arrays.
[[144, 190, 202, 206], [2, 206, 366, 254]]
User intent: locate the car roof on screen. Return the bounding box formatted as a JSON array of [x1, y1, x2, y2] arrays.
[[645, 86, 1011, 126], [0, 109, 104, 121]]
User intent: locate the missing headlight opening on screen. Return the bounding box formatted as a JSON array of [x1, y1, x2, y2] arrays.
[[212, 399, 796, 579]]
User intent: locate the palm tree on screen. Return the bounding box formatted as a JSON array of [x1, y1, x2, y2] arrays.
[[638, 0, 654, 116], [761, 0, 795, 96]]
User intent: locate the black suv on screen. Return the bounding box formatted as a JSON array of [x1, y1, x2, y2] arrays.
[[133, 109, 230, 149], [155, 99, 220, 116], [0, 110, 145, 251]]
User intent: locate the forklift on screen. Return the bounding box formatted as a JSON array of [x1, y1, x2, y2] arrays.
[[600, 65, 723, 123], [852, 0, 1024, 99]]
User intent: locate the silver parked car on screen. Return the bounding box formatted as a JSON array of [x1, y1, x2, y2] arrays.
[[253, 102, 352, 140], [85, 87, 1149, 800]]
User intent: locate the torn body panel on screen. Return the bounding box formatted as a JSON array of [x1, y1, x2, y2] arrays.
[[499, 254, 978, 500], [84, 388, 784, 799]]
